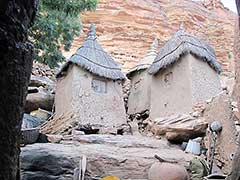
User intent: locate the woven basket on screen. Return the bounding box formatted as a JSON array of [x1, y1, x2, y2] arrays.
[[21, 127, 40, 144]]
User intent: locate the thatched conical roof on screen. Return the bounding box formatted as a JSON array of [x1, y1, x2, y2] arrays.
[[126, 38, 159, 79], [57, 24, 126, 80], [148, 25, 222, 75]]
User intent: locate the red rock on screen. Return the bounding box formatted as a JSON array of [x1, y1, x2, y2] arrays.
[[64, 0, 237, 73]]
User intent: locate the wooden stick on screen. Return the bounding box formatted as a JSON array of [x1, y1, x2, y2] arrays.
[[154, 154, 178, 163], [81, 155, 87, 180]]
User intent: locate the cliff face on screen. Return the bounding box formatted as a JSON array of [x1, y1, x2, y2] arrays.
[[65, 0, 237, 73], [233, 2, 240, 101]]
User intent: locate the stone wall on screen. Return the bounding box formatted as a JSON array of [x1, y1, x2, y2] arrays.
[[64, 0, 237, 73]]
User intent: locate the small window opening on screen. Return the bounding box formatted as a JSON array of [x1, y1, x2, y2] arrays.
[[134, 79, 141, 89], [92, 79, 107, 93], [163, 72, 173, 86]]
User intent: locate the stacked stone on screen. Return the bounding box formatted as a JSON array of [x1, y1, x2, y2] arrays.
[[24, 61, 56, 113], [122, 79, 131, 111], [32, 61, 56, 78]]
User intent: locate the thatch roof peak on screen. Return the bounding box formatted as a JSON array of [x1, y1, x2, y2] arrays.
[[127, 37, 159, 78], [150, 37, 159, 52], [148, 26, 222, 75], [88, 24, 97, 40], [179, 23, 185, 32], [57, 24, 126, 80]]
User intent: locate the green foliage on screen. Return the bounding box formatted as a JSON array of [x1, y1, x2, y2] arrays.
[[30, 0, 98, 68]]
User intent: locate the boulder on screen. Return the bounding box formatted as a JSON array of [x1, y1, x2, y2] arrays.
[[98, 127, 118, 135], [148, 162, 189, 180], [32, 108, 53, 120], [21, 148, 74, 180], [21, 135, 194, 180], [149, 114, 208, 142], [22, 113, 45, 129], [29, 75, 54, 88], [47, 134, 63, 143], [25, 88, 54, 113], [129, 120, 141, 136], [72, 129, 85, 136]]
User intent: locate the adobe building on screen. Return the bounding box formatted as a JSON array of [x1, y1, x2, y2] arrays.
[[55, 24, 127, 130], [148, 25, 222, 119], [126, 38, 158, 115]]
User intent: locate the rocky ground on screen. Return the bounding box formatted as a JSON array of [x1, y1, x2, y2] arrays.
[[21, 134, 194, 180], [21, 60, 240, 179]]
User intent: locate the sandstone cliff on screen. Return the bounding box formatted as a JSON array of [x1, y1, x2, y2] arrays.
[[233, 5, 240, 101], [64, 0, 237, 73]]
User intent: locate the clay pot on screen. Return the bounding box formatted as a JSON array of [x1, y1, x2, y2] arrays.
[[148, 162, 189, 180]]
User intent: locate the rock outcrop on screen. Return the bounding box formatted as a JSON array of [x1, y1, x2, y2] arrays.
[[203, 92, 238, 173], [25, 88, 54, 113], [148, 114, 208, 142], [24, 62, 55, 113], [227, 2, 240, 179], [64, 0, 237, 73], [233, 5, 240, 101], [21, 135, 194, 180]]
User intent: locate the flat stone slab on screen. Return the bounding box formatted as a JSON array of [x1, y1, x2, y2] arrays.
[[21, 135, 194, 180]]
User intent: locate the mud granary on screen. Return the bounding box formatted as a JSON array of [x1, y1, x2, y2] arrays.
[[148, 25, 222, 119], [55, 24, 127, 131], [127, 38, 158, 115]]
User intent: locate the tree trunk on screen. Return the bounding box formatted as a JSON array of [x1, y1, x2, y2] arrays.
[[0, 1, 37, 179], [226, 1, 240, 180]]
